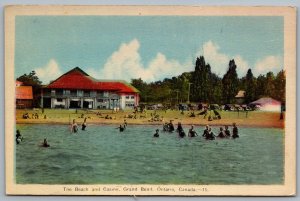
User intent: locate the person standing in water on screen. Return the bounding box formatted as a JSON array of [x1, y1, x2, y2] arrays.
[[188, 125, 198, 137], [205, 128, 215, 140], [153, 129, 159, 138], [217, 127, 226, 138], [176, 122, 185, 138], [71, 119, 78, 133], [116, 124, 125, 132], [81, 117, 87, 131], [168, 120, 175, 132], [232, 123, 239, 139], [42, 138, 50, 147], [16, 130, 23, 144], [202, 125, 210, 137], [224, 125, 231, 137]]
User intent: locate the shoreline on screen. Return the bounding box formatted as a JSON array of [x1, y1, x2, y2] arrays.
[[16, 119, 284, 128]]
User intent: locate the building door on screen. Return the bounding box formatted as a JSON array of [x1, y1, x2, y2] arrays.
[[43, 98, 51, 108]]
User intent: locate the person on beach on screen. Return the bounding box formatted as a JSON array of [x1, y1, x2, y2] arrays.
[[71, 119, 78, 133], [116, 124, 125, 132], [16, 130, 23, 144], [202, 125, 210, 137], [153, 129, 159, 138], [176, 122, 186, 138], [224, 125, 231, 137], [217, 127, 226, 138], [81, 117, 87, 131], [232, 123, 239, 139], [42, 138, 50, 147], [188, 125, 198, 137], [205, 128, 215, 140]]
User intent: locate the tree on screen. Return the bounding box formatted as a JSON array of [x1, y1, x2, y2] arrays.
[[273, 70, 286, 102], [222, 59, 239, 103], [191, 56, 212, 102], [265, 72, 276, 98], [244, 69, 256, 103], [130, 78, 149, 102], [17, 71, 42, 86]]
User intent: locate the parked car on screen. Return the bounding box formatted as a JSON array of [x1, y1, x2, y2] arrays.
[[178, 103, 189, 111], [224, 104, 235, 111]]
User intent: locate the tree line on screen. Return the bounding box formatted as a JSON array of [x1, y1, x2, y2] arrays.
[[131, 56, 286, 105]]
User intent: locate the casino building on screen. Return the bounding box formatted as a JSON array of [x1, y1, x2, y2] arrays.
[[41, 67, 139, 110]]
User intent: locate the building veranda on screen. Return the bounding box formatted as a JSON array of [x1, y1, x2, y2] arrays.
[[41, 67, 139, 110]]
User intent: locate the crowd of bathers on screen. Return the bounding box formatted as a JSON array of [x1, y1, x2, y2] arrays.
[[16, 118, 239, 148], [155, 120, 239, 140]]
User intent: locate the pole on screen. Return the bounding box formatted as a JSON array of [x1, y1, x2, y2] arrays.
[[176, 90, 179, 104], [187, 83, 192, 104]]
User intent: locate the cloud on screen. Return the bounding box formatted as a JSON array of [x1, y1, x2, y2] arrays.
[[88, 39, 192, 82], [35, 59, 62, 84], [86, 39, 282, 82], [197, 41, 249, 77], [253, 55, 282, 76]]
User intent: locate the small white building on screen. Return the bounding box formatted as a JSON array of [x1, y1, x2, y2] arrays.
[[250, 97, 281, 112]]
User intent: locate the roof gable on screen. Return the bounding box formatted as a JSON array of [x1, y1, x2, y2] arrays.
[[46, 67, 139, 93]]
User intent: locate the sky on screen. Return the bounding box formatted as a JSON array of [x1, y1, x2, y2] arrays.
[[15, 16, 283, 84]]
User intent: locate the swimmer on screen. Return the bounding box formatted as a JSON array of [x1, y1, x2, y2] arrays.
[[116, 125, 125, 132], [217, 127, 226, 138], [202, 125, 209, 137], [42, 138, 50, 147], [177, 122, 186, 138], [71, 119, 78, 133], [81, 117, 87, 131], [188, 125, 198, 137], [232, 123, 239, 139], [16, 129, 23, 144], [153, 129, 159, 138], [224, 125, 231, 137], [205, 128, 215, 140]]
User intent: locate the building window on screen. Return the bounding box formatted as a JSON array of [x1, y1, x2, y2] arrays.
[[126, 96, 130, 99], [64, 90, 70, 95], [84, 90, 90, 97], [57, 98, 63, 102], [70, 90, 77, 96], [131, 96, 135, 99], [77, 90, 83, 97], [103, 92, 109, 98]]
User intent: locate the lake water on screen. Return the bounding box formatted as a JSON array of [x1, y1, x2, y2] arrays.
[[15, 124, 284, 184]]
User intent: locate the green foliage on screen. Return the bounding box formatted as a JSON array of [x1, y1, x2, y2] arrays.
[[130, 56, 285, 105], [222, 60, 239, 104], [17, 71, 42, 86], [244, 69, 256, 103]]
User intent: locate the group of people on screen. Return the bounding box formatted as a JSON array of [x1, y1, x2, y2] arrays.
[[155, 121, 239, 140], [71, 118, 87, 133], [16, 129, 50, 147], [116, 120, 128, 132]]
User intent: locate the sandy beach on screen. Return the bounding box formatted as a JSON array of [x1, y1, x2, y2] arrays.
[[16, 109, 284, 128]]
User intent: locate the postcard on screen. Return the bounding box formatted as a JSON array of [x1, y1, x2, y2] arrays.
[[5, 5, 296, 196]]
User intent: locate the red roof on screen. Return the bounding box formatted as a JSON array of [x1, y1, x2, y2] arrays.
[[250, 97, 281, 106], [16, 86, 33, 99], [46, 67, 139, 93]]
